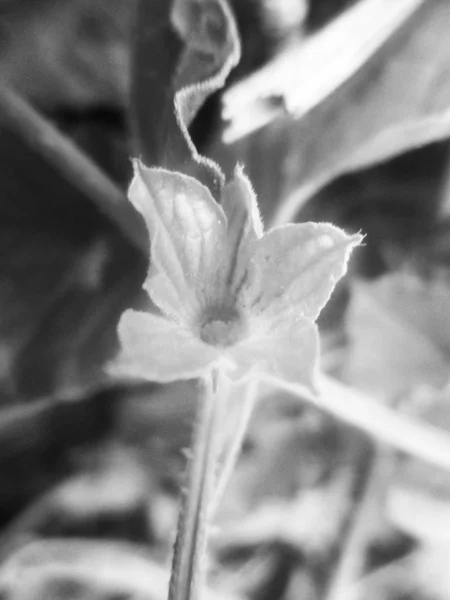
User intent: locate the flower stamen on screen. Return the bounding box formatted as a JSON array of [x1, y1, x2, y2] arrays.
[[199, 306, 244, 347]]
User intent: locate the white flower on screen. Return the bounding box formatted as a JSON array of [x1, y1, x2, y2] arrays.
[[111, 161, 361, 387]]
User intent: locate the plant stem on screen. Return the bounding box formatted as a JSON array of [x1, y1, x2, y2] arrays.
[[0, 82, 147, 253], [265, 374, 450, 472], [325, 445, 393, 600], [210, 377, 258, 517], [168, 369, 228, 600]]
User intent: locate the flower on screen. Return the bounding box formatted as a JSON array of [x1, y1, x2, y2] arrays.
[[111, 161, 361, 389]]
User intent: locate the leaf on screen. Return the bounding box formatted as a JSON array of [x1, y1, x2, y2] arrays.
[[0, 85, 144, 249], [351, 539, 450, 600], [0, 442, 152, 550], [0, 0, 241, 398], [277, 375, 450, 472], [216, 475, 351, 555], [347, 551, 428, 600], [0, 539, 168, 600], [409, 546, 450, 600], [0, 538, 237, 600], [0, 380, 202, 530], [0, 0, 133, 110], [368, 386, 450, 600], [217, 0, 450, 224], [345, 273, 450, 400], [0, 84, 147, 399], [130, 0, 240, 196], [387, 385, 450, 545], [0, 386, 121, 527], [216, 387, 346, 526], [224, 0, 424, 142]]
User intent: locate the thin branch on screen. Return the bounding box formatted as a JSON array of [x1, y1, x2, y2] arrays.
[[169, 370, 230, 600], [326, 446, 394, 600], [261, 374, 450, 473], [0, 82, 147, 253]]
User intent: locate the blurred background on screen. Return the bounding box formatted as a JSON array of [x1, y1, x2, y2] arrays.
[[0, 0, 450, 598]]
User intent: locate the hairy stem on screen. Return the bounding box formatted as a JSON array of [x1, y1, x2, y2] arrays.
[[168, 369, 228, 600]]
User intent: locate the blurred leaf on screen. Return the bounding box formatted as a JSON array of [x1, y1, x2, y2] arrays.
[[224, 0, 423, 142], [0, 538, 238, 600], [356, 482, 450, 600], [345, 273, 450, 400], [0, 0, 242, 399], [0, 84, 147, 399], [348, 552, 423, 600], [0, 380, 197, 529], [352, 544, 450, 600], [0, 0, 132, 110], [297, 143, 450, 280], [0, 539, 168, 600], [387, 385, 450, 546], [218, 0, 450, 224], [216, 389, 341, 523], [130, 0, 240, 196], [408, 546, 450, 600], [0, 443, 151, 551], [215, 472, 352, 556], [0, 388, 115, 526]]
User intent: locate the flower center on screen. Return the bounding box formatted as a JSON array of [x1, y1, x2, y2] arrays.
[[199, 306, 244, 347]]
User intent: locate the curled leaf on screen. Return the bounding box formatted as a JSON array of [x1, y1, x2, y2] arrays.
[[130, 0, 240, 196]]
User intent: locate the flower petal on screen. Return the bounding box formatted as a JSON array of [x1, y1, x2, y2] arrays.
[[221, 166, 263, 242], [110, 310, 221, 383], [215, 167, 262, 295], [243, 223, 362, 321], [226, 309, 319, 390], [129, 161, 227, 320]]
